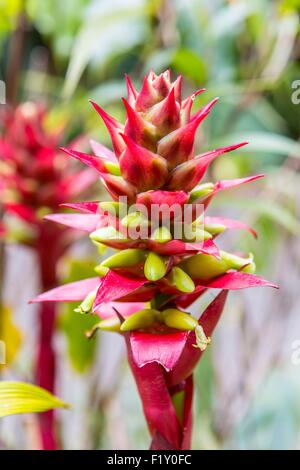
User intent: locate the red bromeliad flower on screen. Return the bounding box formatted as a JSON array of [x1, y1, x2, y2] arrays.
[[0, 102, 96, 450], [31, 71, 278, 450]]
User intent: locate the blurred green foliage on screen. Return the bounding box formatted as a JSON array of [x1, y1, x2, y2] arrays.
[[60, 258, 99, 374]]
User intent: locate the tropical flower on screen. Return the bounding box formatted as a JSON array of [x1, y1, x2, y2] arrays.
[[0, 102, 96, 449], [31, 71, 277, 449]]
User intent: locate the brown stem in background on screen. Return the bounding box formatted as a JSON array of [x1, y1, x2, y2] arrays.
[[6, 12, 28, 105]]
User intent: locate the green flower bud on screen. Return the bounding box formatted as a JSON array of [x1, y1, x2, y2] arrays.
[[121, 212, 149, 228], [86, 317, 121, 337], [151, 226, 172, 244], [186, 227, 212, 242], [162, 308, 198, 330], [189, 183, 214, 202], [144, 252, 167, 281], [220, 250, 253, 270], [204, 223, 226, 235], [179, 252, 227, 281], [74, 289, 97, 314], [101, 249, 146, 269], [181, 251, 254, 281], [120, 309, 158, 331], [167, 267, 195, 293], [90, 226, 129, 244], [94, 265, 109, 277], [241, 260, 256, 274], [96, 242, 107, 256], [103, 161, 121, 176], [99, 201, 127, 217]]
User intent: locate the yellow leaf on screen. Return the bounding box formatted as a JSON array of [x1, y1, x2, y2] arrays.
[[0, 306, 22, 369], [0, 381, 70, 418]]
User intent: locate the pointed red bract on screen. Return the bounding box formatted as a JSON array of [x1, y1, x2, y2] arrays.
[[30, 277, 100, 303], [44, 213, 104, 232], [125, 74, 138, 106], [89, 100, 125, 157], [93, 271, 150, 310], [126, 345, 182, 449], [167, 142, 248, 191], [129, 331, 188, 371], [95, 301, 146, 320], [168, 291, 228, 386], [90, 139, 117, 161], [205, 216, 257, 238], [120, 134, 168, 191], [123, 98, 156, 149], [60, 201, 100, 214], [60, 147, 111, 174], [157, 98, 219, 169]]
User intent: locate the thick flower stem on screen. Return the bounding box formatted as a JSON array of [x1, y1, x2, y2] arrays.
[[36, 301, 57, 450], [35, 225, 62, 450]]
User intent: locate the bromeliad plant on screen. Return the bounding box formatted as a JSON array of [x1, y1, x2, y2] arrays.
[[0, 102, 96, 449], [32, 71, 277, 450]]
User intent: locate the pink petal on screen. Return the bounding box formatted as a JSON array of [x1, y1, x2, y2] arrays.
[[44, 213, 105, 232], [61, 168, 99, 199], [90, 139, 117, 162], [136, 190, 189, 215], [127, 345, 181, 448], [167, 291, 228, 386], [157, 98, 219, 169], [95, 301, 146, 320], [119, 134, 168, 192], [148, 88, 180, 129], [60, 201, 100, 214], [205, 215, 257, 238], [180, 375, 194, 450], [181, 89, 206, 122], [93, 271, 150, 310], [30, 278, 100, 303], [147, 239, 219, 257], [125, 74, 138, 106], [200, 174, 264, 208], [60, 147, 109, 174], [123, 98, 156, 148], [215, 174, 264, 192], [167, 142, 248, 191], [135, 75, 160, 112], [100, 172, 137, 202], [197, 271, 278, 290], [89, 100, 125, 158], [129, 331, 188, 371], [176, 287, 207, 309], [175, 271, 277, 307], [117, 284, 157, 302]]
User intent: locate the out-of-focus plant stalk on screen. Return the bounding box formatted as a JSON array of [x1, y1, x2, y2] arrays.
[[35, 226, 60, 450]]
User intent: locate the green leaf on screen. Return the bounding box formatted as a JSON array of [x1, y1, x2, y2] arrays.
[[220, 131, 300, 160], [63, 0, 149, 98], [60, 259, 100, 374], [0, 305, 22, 370], [172, 48, 207, 84], [251, 201, 300, 235], [0, 381, 69, 418]]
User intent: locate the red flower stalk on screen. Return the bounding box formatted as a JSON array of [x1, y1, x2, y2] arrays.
[[31, 72, 278, 449], [0, 102, 96, 449]]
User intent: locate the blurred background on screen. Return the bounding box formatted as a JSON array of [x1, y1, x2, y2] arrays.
[[0, 0, 300, 450]]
